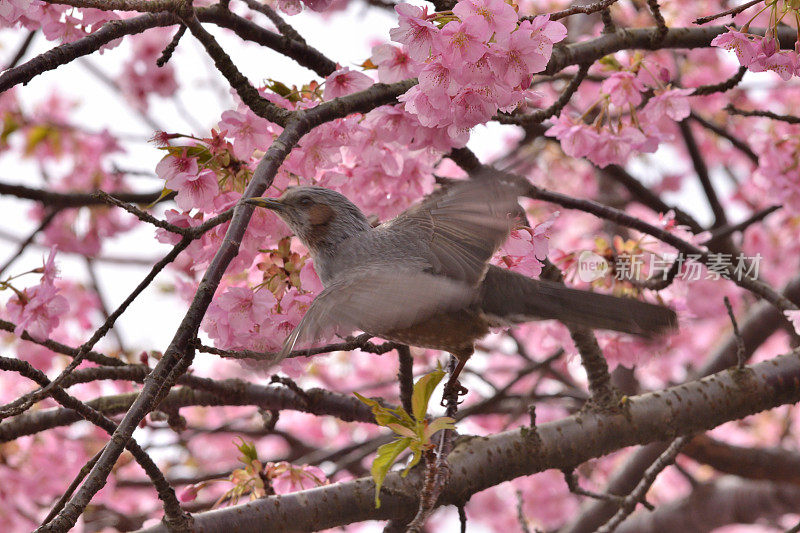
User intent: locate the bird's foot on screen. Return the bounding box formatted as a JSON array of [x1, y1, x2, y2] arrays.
[[441, 378, 468, 407]]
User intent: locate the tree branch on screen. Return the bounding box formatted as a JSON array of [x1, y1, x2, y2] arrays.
[[138, 348, 800, 532]]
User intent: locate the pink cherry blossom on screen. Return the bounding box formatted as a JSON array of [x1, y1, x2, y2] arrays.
[[435, 17, 491, 68], [591, 126, 647, 168], [166, 168, 220, 212], [371, 44, 419, 83], [301, 0, 333, 11], [389, 3, 438, 61], [155, 151, 200, 183], [494, 213, 558, 277], [453, 0, 518, 36], [489, 26, 550, 87], [219, 109, 274, 160], [203, 287, 278, 349], [711, 28, 759, 66], [417, 62, 458, 102], [4, 248, 68, 341], [545, 113, 598, 158], [269, 462, 328, 494], [323, 67, 374, 100], [750, 50, 798, 80], [642, 87, 693, 122], [0, 0, 37, 27], [601, 71, 646, 107]]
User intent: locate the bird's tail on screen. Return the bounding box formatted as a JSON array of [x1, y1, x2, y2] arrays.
[[479, 266, 677, 336]]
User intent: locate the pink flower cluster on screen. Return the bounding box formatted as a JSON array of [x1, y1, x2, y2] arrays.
[[750, 125, 800, 211], [492, 212, 559, 278], [546, 69, 693, 167], [156, 151, 219, 212], [270, 0, 341, 15], [118, 28, 179, 109], [0, 91, 139, 256], [3, 248, 68, 341], [388, 1, 567, 140], [323, 67, 373, 100], [711, 28, 800, 81], [1, 1, 120, 47]]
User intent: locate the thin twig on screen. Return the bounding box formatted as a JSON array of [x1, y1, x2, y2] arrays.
[[726, 104, 800, 124], [180, 10, 290, 126], [4, 30, 36, 70], [41, 449, 102, 525], [0, 238, 192, 421], [691, 66, 747, 96], [41, 0, 178, 11], [525, 0, 619, 21], [0, 318, 122, 366], [516, 490, 531, 533], [678, 119, 728, 228], [84, 257, 127, 352], [646, 0, 668, 43], [156, 24, 186, 67], [94, 190, 188, 235], [601, 164, 702, 232], [194, 333, 400, 360], [563, 469, 631, 506], [406, 356, 459, 532], [689, 110, 758, 164], [723, 297, 746, 368], [497, 63, 591, 125], [242, 0, 306, 44], [694, 0, 762, 25], [0, 357, 189, 531], [595, 436, 690, 533], [0, 207, 62, 277], [0, 182, 167, 208], [703, 205, 781, 245]]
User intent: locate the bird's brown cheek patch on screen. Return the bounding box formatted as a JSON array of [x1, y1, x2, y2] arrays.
[[308, 204, 334, 226]]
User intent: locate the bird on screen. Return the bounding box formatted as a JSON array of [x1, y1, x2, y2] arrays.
[[245, 177, 677, 396]]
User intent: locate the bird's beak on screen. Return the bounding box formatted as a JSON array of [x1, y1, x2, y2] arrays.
[[245, 197, 284, 212]]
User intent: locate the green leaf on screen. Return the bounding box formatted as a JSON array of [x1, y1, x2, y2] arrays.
[[371, 438, 411, 508], [1, 114, 19, 143], [266, 79, 293, 98], [24, 125, 56, 155], [145, 185, 174, 209], [402, 448, 423, 477], [234, 437, 258, 464], [411, 367, 446, 421], [423, 417, 456, 441], [386, 423, 416, 439], [353, 392, 413, 427]]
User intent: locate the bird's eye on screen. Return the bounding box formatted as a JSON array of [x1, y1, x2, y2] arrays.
[[297, 197, 314, 207]]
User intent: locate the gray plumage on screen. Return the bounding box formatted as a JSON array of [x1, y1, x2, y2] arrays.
[[246, 179, 677, 363]]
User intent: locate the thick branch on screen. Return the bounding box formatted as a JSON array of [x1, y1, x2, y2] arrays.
[[544, 25, 798, 75], [560, 274, 800, 533], [615, 478, 800, 533], [0, 182, 166, 208], [683, 434, 800, 485], [137, 348, 800, 531], [0, 377, 378, 442]]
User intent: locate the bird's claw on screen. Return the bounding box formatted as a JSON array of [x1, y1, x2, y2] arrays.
[[441, 379, 468, 407]]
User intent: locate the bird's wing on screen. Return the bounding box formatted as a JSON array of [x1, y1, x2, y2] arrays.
[[278, 267, 474, 359], [383, 177, 523, 286]]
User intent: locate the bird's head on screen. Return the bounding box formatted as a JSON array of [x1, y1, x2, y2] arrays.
[[245, 186, 371, 252]]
